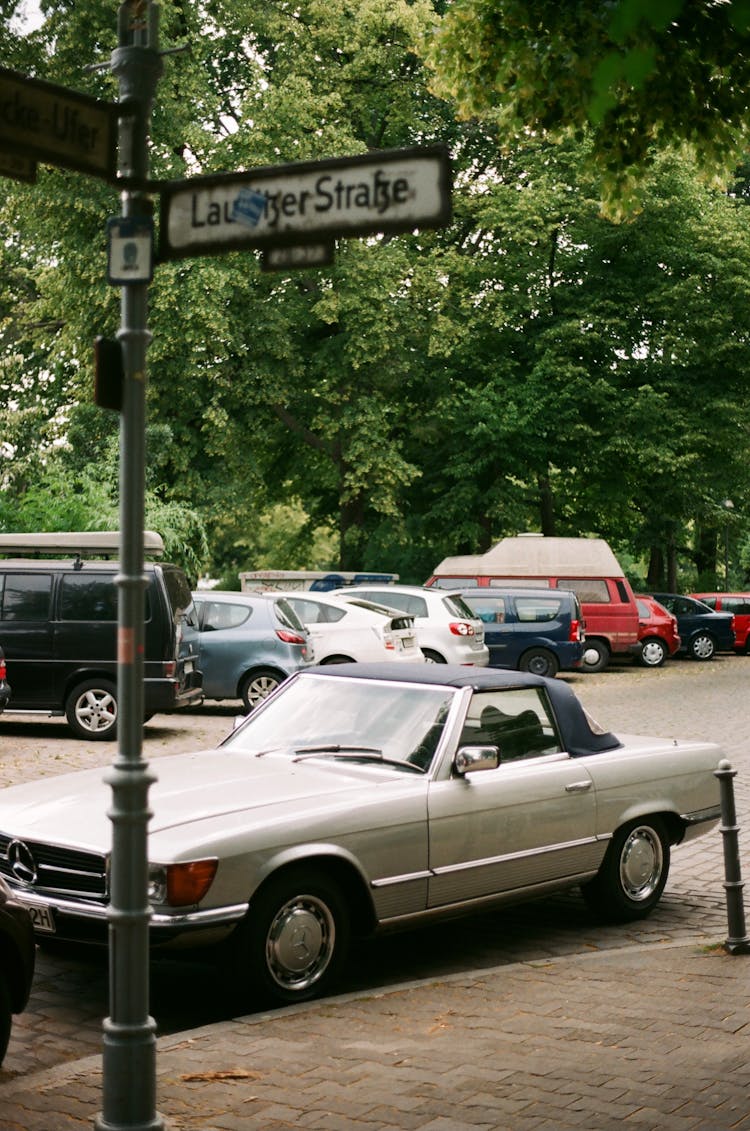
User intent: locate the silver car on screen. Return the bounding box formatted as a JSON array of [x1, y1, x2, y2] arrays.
[[0, 664, 720, 1008]]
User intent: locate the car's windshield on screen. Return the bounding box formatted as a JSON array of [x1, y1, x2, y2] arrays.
[[225, 673, 456, 772]]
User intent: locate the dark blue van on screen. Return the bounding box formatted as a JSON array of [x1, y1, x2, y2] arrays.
[[459, 588, 585, 677]]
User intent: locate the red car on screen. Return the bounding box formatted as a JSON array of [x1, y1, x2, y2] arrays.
[[635, 595, 681, 667], [690, 593, 750, 653]]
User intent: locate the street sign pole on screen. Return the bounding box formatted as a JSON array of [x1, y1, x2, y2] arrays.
[[96, 3, 164, 1129]]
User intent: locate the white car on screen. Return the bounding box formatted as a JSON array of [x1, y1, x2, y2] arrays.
[[270, 591, 423, 665], [331, 584, 490, 666]]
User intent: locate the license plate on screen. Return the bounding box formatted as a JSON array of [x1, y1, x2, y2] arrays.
[[402, 638, 416, 649], [184, 660, 194, 673], [27, 903, 56, 933]]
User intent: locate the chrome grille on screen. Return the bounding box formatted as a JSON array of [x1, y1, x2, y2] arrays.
[[0, 832, 108, 900]]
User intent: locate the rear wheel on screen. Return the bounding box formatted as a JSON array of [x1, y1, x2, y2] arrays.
[[689, 632, 715, 661], [226, 866, 350, 1006], [580, 639, 609, 673], [519, 648, 559, 678], [638, 637, 668, 668], [240, 669, 282, 712], [65, 679, 118, 740], [581, 817, 670, 921], [320, 655, 355, 665], [422, 649, 446, 663]]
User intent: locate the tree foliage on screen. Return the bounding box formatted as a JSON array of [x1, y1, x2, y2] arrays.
[[2, 1, 750, 591], [424, 0, 750, 213]]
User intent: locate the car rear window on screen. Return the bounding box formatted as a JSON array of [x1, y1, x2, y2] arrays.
[[275, 598, 307, 632], [161, 566, 195, 619], [442, 594, 479, 619]]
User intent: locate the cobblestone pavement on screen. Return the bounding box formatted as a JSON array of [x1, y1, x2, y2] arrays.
[[0, 657, 747, 1091]]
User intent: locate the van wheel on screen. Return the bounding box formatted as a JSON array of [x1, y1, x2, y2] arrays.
[[65, 679, 118, 740], [519, 648, 559, 677], [240, 669, 282, 712], [581, 640, 609, 673]]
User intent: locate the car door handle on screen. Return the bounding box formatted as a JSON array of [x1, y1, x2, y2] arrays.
[[565, 780, 593, 793]]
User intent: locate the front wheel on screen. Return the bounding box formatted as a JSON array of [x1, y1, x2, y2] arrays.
[[689, 632, 715, 661], [580, 639, 609, 673], [240, 669, 282, 712], [227, 867, 350, 1006], [638, 637, 668, 668], [519, 648, 559, 678], [581, 817, 670, 921], [65, 679, 118, 740]]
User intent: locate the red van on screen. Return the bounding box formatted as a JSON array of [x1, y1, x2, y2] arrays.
[[426, 535, 642, 673], [690, 592, 750, 653]]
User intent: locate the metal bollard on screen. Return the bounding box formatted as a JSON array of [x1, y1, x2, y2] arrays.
[[715, 760, 750, 955]]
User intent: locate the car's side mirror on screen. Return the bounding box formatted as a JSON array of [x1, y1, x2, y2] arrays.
[[454, 745, 500, 775]]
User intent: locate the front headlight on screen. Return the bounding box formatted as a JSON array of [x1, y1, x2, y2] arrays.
[[148, 859, 218, 907]]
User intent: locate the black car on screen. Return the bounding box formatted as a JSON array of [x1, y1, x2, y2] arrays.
[[0, 875, 35, 1066], [0, 645, 10, 713], [649, 593, 735, 661]]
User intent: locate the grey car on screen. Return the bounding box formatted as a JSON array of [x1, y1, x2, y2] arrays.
[[192, 591, 313, 711]]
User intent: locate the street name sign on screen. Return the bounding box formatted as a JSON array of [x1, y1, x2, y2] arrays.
[[0, 66, 118, 180], [159, 145, 451, 261], [261, 242, 335, 272]]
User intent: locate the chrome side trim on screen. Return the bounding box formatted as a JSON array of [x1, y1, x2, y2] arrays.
[[371, 870, 431, 889], [430, 835, 605, 878]]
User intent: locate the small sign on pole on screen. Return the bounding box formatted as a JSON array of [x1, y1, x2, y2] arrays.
[[261, 242, 335, 272], [107, 217, 155, 284], [0, 147, 37, 183]]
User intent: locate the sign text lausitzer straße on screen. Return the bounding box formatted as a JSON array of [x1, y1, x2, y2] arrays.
[[159, 145, 451, 260], [0, 66, 117, 180]]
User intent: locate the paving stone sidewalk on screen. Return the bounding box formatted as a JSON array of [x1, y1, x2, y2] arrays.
[[3, 937, 749, 1131]]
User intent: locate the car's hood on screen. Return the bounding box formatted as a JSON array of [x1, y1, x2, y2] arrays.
[[0, 749, 407, 853]]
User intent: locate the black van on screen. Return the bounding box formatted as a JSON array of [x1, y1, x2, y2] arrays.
[[0, 532, 202, 739], [459, 587, 585, 678]]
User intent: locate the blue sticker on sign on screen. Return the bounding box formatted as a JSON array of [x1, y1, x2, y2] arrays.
[[232, 187, 267, 227]]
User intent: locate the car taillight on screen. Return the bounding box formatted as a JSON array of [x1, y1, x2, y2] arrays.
[[449, 621, 475, 636], [162, 660, 176, 679], [276, 629, 306, 645], [0, 658, 6, 680], [569, 619, 583, 642]]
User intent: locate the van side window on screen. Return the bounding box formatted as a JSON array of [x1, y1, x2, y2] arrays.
[[564, 578, 610, 603], [0, 573, 52, 621], [60, 576, 118, 622], [515, 598, 561, 622]]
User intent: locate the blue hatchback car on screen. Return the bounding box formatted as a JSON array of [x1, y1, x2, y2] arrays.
[[192, 591, 313, 711], [459, 588, 585, 677]]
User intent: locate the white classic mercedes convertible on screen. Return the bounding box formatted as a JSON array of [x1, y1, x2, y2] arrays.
[[0, 664, 721, 1004]]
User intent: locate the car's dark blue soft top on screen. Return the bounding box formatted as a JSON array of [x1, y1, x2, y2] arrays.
[[304, 662, 621, 757]]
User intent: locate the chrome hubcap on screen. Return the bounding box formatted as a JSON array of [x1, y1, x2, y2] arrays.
[[266, 894, 334, 991], [620, 826, 663, 901]]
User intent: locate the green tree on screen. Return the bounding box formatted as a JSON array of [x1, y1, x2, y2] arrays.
[[424, 0, 750, 212]]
